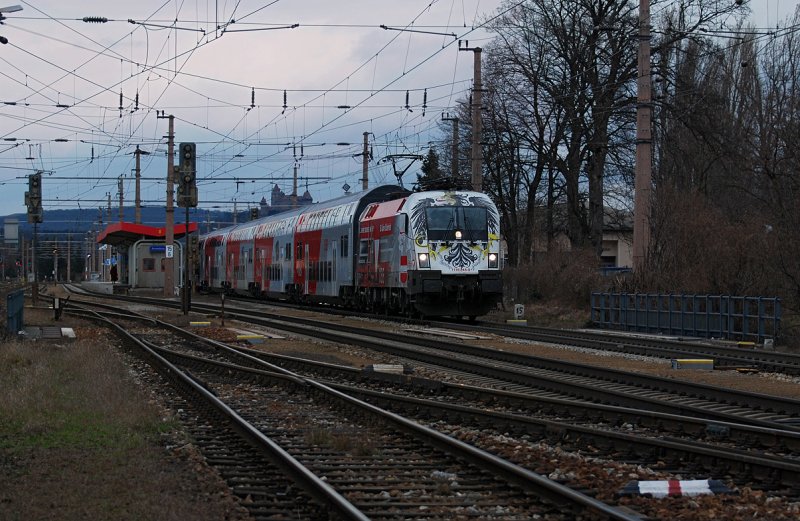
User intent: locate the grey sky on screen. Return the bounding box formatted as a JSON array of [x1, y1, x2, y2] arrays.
[[0, 1, 795, 219]]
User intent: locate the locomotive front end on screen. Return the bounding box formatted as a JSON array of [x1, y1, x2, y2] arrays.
[[405, 191, 502, 318]]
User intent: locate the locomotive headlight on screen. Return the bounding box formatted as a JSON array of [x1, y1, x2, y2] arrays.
[[418, 252, 430, 268], [455, 230, 462, 240], [488, 252, 498, 268]]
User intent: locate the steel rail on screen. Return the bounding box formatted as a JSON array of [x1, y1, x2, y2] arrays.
[[65, 298, 644, 520]]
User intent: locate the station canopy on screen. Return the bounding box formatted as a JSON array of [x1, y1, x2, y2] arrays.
[[97, 222, 198, 247]]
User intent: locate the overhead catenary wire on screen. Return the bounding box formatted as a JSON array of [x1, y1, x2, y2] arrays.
[[1, 1, 784, 212]]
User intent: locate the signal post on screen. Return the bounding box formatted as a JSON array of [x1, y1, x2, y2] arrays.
[[177, 142, 198, 314], [25, 172, 43, 304]]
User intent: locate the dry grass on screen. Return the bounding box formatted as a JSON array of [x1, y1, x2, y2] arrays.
[[0, 334, 167, 452], [0, 311, 252, 521], [304, 426, 378, 457]]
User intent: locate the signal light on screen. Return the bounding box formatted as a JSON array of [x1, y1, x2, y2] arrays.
[[177, 143, 197, 208], [26, 172, 43, 223]]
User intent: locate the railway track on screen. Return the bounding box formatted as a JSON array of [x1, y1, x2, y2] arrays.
[[218, 292, 800, 376], [62, 286, 800, 431], [56, 287, 800, 517], [175, 301, 800, 429], [67, 302, 642, 520], [66, 284, 800, 377], [148, 331, 800, 493]]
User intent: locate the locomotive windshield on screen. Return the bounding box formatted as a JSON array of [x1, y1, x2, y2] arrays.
[[425, 206, 488, 241]]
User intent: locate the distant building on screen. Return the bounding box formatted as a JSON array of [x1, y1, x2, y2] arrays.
[[528, 204, 633, 269], [260, 184, 313, 216]]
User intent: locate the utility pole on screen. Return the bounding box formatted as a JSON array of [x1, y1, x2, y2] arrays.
[[460, 43, 483, 192], [106, 194, 112, 281], [292, 164, 298, 208], [633, 0, 652, 270], [157, 112, 175, 298], [66, 236, 71, 282], [442, 114, 459, 179], [53, 240, 58, 283], [362, 132, 369, 190], [134, 146, 149, 224], [31, 223, 37, 303], [118, 176, 124, 222]]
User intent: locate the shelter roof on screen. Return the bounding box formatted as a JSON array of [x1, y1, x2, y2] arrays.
[[97, 221, 198, 247]]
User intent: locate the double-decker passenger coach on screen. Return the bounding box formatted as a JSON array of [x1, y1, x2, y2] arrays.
[[198, 185, 502, 319]]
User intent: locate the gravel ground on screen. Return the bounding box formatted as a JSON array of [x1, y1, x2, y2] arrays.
[[6, 293, 800, 520]]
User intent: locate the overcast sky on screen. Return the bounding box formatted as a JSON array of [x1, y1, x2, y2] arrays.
[[0, 1, 796, 221]]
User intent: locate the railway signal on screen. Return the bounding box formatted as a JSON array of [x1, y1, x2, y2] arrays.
[[25, 171, 43, 223], [177, 142, 198, 208]]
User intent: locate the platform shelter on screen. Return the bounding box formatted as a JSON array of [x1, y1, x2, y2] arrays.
[[96, 222, 197, 290]]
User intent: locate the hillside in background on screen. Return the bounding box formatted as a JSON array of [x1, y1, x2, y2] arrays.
[[1, 207, 245, 237]]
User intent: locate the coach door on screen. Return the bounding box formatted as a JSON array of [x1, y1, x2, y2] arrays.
[[332, 241, 337, 286], [304, 243, 310, 295], [228, 252, 235, 289]]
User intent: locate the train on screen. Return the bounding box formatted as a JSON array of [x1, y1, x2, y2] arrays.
[[197, 184, 503, 319]]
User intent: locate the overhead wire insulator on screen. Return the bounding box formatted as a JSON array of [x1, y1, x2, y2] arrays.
[[282, 90, 287, 114], [422, 89, 427, 117], [134, 91, 139, 111], [118, 90, 123, 113], [250, 87, 255, 109], [405, 90, 412, 112], [83, 17, 108, 23]]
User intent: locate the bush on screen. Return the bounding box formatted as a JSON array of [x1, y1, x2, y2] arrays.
[[504, 248, 603, 308]]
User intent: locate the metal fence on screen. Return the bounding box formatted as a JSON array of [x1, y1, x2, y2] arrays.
[[590, 292, 781, 343], [4, 288, 25, 338]]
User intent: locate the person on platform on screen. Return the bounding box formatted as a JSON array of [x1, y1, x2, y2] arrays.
[[110, 264, 118, 283]]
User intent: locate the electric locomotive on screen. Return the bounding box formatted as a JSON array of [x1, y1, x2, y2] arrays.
[[198, 185, 502, 318]]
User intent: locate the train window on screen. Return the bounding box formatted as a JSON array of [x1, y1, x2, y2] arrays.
[[426, 207, 456, 237], [379, 237, 393, 263], [340, 235, 348, 257], [142, 258, 155, 271], [461, 207, 489, 241], [285, 243, 292, 260], [358, 240, 370, 264], [296, 242, 303, 260], [425, 207, 488, 241]]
